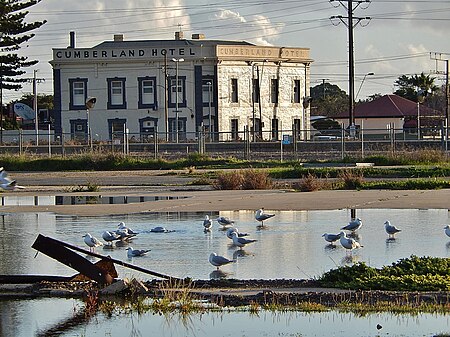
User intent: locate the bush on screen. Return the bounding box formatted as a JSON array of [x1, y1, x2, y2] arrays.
[[241, 169, 274, 190], [338, 169, 364, 189], [213, 170, 244, 190], [294, 173, 329, 192]]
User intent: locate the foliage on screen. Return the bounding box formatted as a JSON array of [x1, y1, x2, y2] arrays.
[[337, 169, 364, 189], [294, 173, 329, 192], [310, 82, 348, 117], [213, 169, 273, 190], [0, 0, 46, 91], [17, 93, 54, 111], [318, 256, 450, 291], [394, 72, 438, 102]]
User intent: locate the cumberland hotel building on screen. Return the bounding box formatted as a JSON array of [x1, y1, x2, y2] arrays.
[[50, 32, 313, 142]]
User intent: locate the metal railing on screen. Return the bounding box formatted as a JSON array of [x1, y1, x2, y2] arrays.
[[0, 125, 448, 161]]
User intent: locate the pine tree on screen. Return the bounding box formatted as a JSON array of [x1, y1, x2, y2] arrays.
[[0, 0, 46, 91]]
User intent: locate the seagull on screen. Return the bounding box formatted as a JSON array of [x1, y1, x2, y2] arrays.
[[102, 231, 121, 245], [322, 232, 341, 244], [231, 231, 257, 249], [150, 226, 173, 233], [216, 216, 234, 228], [339, 231, 362, 254], [83, 233, 103, 252], [384, 220, 401, 239], [0, 167, 25, 190], [209, 252, 234, 270], [255, 208, 275, 226], [341, 218, 362, 232], [126, 247, 150, 258], [444, 225, 450, 238], [226, 227, 249, 240], [203, 215, 213, 231], [117, 222, 137, 235]]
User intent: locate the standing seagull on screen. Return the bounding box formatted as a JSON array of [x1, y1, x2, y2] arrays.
[[0, 167, 25, 190], [322, 232, 342, 245], [339, 231, 362, 254], [126, 247, 150, 258], [83, 233, 103, 252], [216, 216, 234, 228], [226, 227, 249, 240], [203, 215, 213, 231], [255, 208, 275, 226], [341, 218, 362, 232], [444, 225, 450, 238], [231, 231, 257, 249], [384, 220, 401, 239], [209, 252, 234, 270], [102, 231, 121, 245]]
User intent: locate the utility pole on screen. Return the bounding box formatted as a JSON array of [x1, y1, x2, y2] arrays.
[[321, 79, 329, 99], [25, 70, 45, 146], [330, 0, 371, 128], [430, 53, 449, 130]]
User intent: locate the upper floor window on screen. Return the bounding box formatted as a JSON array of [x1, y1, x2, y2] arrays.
[[69, 78, 88, 110], [202, 80, 213, 105], [138, 77, 157, 109], [231, 78, 238, 103], [271, 78, 279, 104], [107, 77, 127, 109], [168, 76, 186, 108], [293, 79, 301, 103]]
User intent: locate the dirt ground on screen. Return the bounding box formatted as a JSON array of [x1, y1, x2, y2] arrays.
[[2, 170, 450, 216]]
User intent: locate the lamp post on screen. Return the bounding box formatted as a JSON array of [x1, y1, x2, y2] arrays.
[[172, 58, 184, 143], [207, 81, 212, 142], [85, 97, 96, 149], [355, 72, 374, 100]]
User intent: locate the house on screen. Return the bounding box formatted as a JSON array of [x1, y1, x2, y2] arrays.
[[50, 32, 313, 143], [332, 94, 444, 137]]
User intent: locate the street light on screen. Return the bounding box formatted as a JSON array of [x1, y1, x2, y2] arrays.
[[172, 58, 184, 143], [355, 72, 374, 100], [207, 81, 212, 142], [85, 96, 96, 149]]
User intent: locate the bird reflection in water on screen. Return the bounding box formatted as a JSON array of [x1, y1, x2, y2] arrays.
[[210, 269, 229, 280], [341, 254, 359, 265], [233, 249, 251, 260]]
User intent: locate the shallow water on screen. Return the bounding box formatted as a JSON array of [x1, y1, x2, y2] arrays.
[[1, 297, 449, 337], [0, 208, 449, 280]]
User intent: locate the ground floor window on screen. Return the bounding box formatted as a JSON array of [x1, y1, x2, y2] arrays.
[[69, 119, 87, 142], [271, 118, 279, 140], [168, 117, 187, 142], [230, 119, 239, 140]]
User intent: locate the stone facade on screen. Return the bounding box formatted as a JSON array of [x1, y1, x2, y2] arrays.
[[50, 33, 312, 142]]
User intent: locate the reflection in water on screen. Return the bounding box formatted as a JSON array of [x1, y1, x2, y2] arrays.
[[209, 269, 228, 279], [341, 254, 360, 265]]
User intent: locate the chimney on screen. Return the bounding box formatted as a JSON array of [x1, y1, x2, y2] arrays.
[[175, 31, 184, 40], [114, 34, 124, 42], [191, 33, 205, 40], [69, 31, 75, 48]]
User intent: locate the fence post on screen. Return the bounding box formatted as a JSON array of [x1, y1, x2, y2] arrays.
[[154, 127, 158, 160], [341, 125, 345, 160]]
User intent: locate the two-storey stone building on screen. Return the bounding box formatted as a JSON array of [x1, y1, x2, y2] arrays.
[[50, 32, 313, 143]]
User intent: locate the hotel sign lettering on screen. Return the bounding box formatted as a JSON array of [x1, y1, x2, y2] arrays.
[[216, 46, 310, 61], [54, 47, 197, 61]]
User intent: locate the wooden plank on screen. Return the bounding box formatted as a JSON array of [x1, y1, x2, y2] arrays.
[[32, 234, 113, 285]]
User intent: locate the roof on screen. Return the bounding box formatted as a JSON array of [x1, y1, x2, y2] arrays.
[[94, 39, 255, 49], [333, 94, 442, 119]]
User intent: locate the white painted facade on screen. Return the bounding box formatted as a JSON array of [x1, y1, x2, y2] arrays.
[[50, 33, 312, 142]]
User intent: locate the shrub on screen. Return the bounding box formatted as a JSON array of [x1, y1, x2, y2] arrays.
[[213, 170, 244, 190], [338, 169, 364, 189], [241, 169, 274, 190]]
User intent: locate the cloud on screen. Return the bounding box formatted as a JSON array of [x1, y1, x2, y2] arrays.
[[214, 9, 284, 46]]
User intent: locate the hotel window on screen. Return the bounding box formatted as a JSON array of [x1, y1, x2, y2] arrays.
[[293, 80, 301, 103], [107, 77, 127, 109], [69, 78, 87, 110], [271, 118, 279, 140], [231, 118, 239, 140], [138, 77, 157, 109], [231, 78, 238, 103], [271, 79, 279, 104], [168, 76, 186, 108], [252, 79, 259, 103], [202, 80, 213, 105]]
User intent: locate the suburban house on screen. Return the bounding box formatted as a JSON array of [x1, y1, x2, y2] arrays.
[[333, 94, 444, 137], [50, 32, 313, 143]]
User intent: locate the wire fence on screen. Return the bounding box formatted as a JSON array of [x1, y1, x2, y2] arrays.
[[0, 125, 448, 161]]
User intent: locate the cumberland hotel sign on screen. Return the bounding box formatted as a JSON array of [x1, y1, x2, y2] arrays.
[[52, 44, 311, 63]]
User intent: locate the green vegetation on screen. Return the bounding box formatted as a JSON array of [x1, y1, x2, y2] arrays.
[[318, 255, 450, 291]]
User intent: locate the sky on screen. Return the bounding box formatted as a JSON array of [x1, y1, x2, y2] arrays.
[[6, 0, 450, 103]]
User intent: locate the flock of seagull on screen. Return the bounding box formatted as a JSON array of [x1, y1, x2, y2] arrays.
[[321, 217, 404, 254], [83, 222, 151, 258], [208, 208, 275, 270]]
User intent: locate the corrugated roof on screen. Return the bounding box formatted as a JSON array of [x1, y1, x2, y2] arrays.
[[334, 94, 441, 119]]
